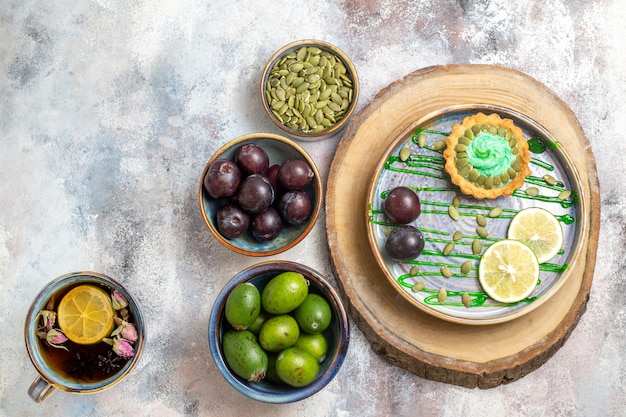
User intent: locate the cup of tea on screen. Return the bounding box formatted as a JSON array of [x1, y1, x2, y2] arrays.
[[24, 271, 145, 402]]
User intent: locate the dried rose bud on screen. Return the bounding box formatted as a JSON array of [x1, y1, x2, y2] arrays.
[[46, 329, 68, 351], [111, 338, 134, 357], [111, 291, 128, 310], [120, 322, 137, 342], [37, 310, 57, 331], [111, 321, 138, 343]]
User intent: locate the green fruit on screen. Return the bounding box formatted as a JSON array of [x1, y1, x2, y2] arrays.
[[225, 283, 261, 330], [276, 347, 319, 387], [259, 315, 300, 352], [222, 329, 268, 382], [247, 308, 272, 336], [261, 271, 309, 314], [293, 293, 332, 334], [295, 332, 328, 363]]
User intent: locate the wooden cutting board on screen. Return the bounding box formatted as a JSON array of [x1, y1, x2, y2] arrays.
[[325, 65, 600, 388]]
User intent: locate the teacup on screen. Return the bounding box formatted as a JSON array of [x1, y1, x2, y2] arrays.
[[25, 271, 145, 402]]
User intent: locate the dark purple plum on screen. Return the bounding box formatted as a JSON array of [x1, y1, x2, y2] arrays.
[[278, 191, 312, 225], [251, 207, 283, 242], [237, 175, 275, 214], [235, 143, 270, 176], [266, 164, 281, 191], [204, 159, 242, 199], [277, 159, 314, 191], [216, 204, 250, 239], [384, 186, 421, 224], [384, 225, 425, 262]]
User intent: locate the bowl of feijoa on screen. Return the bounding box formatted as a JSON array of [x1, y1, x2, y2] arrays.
[[208, 261, 350, 403]]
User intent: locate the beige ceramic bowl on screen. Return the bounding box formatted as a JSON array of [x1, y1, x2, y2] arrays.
[[198, 133, 323, 256], [260, 39, 359, 141]]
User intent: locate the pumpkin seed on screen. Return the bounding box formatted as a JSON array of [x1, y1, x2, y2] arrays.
[[443, 242, 455, 256], [441, 266, 452, 278], [417, 132, 427, 147], [460, 164, 472, 178], [452, 195, 461, 208], [544, 174, 558, 186], [296, 46, 307, 61], [476, 175, 486, 186], [476, 214, 487, 227], [488, 206, 503, 218], [453, 230, 463, 241], [448, 205, 460, 221], [472, 239, 483, 255], [468, 169, 479, 182], [438, 288, 447, 303], [432, 140, 446, 151], [558, 189, 572, 200], [461, 261, 472, 275], [507, 167, 517, 179], [454, 144, 467, 152], [412, 281, 425, 292], [476, 226, 488, 238], [465, 129, 474, 139], [525, 187, 539, 197], [400, 146, 411, 161], [461, 292, 471, 308], [410, 265, 420, 276], [484, 176, 494, 189], [457, 158, 469, 169], [458, 136, 471, 145], [501, 171, 510, 184]]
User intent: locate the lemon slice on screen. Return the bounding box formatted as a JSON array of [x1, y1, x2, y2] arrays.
[[478, 240, 540, 303], [57, 285, 115, 345], [507, 207, 564, 263]]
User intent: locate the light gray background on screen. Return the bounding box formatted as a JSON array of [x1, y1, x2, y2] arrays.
[[1, 0, 624, 416]]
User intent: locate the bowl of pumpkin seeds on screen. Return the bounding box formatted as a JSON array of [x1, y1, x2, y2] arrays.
[[260, 40, 359, 141]]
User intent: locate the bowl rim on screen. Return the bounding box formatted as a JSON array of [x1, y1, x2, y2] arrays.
[[198, 133, 323, 257], [259, 39, 360, 141], [208, 260, 350, 403]]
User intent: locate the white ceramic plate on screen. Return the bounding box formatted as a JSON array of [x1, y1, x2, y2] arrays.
[[366, 104, 586, 325]]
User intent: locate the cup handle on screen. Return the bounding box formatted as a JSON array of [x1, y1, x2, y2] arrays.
[[28, 376, 56, 402]]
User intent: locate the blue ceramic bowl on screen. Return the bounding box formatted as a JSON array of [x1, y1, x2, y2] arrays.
[[198, 133, 323, 257], [208, 261, 350, 403]]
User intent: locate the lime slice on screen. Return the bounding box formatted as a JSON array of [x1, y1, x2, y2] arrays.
[[478, 240, 540, 303], [507, 207, 564, 263], [57, 285, 115, 345]]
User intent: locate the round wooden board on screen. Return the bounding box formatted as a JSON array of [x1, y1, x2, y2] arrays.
[[325, 65, 600, 388]]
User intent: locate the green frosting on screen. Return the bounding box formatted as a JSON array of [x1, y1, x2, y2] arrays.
[[465, 132, 515, 177]]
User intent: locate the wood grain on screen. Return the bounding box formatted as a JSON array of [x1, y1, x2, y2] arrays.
[[325, 65, 600, 388]]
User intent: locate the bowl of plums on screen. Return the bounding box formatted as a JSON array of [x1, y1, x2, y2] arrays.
[[198, 133, 323, 256]]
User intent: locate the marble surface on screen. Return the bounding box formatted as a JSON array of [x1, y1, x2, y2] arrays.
[[1, 0, 625, 416]]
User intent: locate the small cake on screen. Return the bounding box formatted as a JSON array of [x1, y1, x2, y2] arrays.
[[443, 112, 531, 200]]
